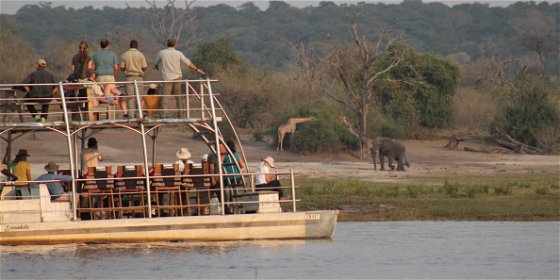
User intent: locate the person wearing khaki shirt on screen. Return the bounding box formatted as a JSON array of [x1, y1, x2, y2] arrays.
[[120, 40, 147, 116]]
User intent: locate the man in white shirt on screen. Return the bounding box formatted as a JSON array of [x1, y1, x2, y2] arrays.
[[81, 137, 102, 175], [154, 38, 205, 118]]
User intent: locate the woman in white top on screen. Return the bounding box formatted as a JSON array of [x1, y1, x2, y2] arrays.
[[255, 156, 284, 197]]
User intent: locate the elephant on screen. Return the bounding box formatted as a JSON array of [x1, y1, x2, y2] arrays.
[[370, 137, 410, 171]]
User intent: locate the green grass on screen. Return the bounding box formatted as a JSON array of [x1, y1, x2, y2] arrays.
[[289, 174, 560, 221]]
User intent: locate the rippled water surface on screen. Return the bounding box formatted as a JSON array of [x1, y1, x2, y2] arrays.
[[1, 222, 558, 279]]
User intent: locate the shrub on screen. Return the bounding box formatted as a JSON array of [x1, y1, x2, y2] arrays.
[[444, 181, 459, 197], [289, 102, 359, 153], [494, 74, 559, 147], [453, 88, 498, 131], [535, 187, 550, 195], [383, 186, 400, 197], [406, 186, 418, 198], [378, 119, 408, 139], [494, 186, 512, 195], [253, 131, 264, 142]]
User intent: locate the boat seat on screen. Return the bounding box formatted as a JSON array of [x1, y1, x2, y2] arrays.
[[81, 166, 115, 220], [178, 163, 194, 216], [187, 167, 212, 215], [152, 164, 183, 217], [115, 165, 146, 218]]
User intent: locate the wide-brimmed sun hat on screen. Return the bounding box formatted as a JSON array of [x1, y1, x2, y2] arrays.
[[44, 161, 60, 172], [262, 156, 276, 168], [16, 149, 30, 157], [176, 148, 192, 160]]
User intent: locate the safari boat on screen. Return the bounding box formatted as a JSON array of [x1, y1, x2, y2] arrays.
[[0, 79, 338, 245]]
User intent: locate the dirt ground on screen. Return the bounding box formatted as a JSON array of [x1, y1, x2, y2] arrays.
[[12, 128, 559, 182]]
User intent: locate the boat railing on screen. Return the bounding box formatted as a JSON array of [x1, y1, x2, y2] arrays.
[[0, 79, 220, 124], [0, 169, 300, 221]]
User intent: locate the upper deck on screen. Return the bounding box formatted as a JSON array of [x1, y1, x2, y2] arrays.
[[0, 79, 223, 132]]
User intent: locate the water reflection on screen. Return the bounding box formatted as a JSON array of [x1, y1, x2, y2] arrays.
[[1, 222, 558, 279]]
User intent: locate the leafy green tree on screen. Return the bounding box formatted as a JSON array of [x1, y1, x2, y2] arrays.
[[379, 43, 460, 131], [494, 74, 560, 149], [191, 38, 244, 76]]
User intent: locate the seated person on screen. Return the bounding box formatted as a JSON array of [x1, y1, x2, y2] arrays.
[[142, 84, 161, 117], [255, 156, 283, 198], [84, 69, 129, 118], [31, 161, 73, 201]]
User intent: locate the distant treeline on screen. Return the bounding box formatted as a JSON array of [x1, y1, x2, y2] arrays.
[[1, 1, 558, 72]]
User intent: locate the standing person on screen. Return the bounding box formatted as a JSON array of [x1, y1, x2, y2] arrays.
[[69, 41, 93, 120], [23, 59, 57, 122], [71, 41, 93, 81], [81, 137, 103, 174], [31, 161, 73, 201], [12, 149, 32, 198], [92, 39, 119, 105], [223, 139, 245, 186], [255, 156, 283, 198], [154, 38, 205, 118], [120, 39, 147, 116]]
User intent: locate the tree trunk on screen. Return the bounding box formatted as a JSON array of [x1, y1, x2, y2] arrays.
[[444, 134, 466, 150]]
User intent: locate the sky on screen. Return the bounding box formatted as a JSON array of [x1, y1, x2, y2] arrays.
[[0, 0, 522, 15]]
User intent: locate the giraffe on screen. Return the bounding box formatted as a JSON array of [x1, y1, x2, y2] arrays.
[[277, 117, 315, 151]]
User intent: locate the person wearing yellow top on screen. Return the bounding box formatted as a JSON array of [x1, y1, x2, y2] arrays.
[[142, 84, 162, 117], [12, 149, 32, 198]]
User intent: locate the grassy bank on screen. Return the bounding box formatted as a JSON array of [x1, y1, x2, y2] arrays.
[[290, 174, 560, 221]]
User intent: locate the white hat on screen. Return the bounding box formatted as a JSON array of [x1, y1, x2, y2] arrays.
[[148, 84, 158, 89], [37, 58, 47, 66], [201, 153, 208, 161], [175, 148, 192, 160], [262, 156, 276, 168], [44, 161, 60, 172]]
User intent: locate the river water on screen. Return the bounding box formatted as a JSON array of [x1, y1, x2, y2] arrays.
[[1, 221, 558, 279]]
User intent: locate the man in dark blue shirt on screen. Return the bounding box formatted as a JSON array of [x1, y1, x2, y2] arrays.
[[23, 58, 57, 122]]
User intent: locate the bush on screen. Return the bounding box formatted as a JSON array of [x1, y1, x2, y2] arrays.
[[444, 181, 459, 197], [494, 74, 560, 147], [453, 88, 498, 131], [288, 102, 359, 153], [291, 120, 341, 153], [253, 131, 264, 142], [406, 186, 418, 198], [494, 186, 512, 195], [535, 187, 549, 195], [383, 186, 400, 197], [378, 119, 408, 139]]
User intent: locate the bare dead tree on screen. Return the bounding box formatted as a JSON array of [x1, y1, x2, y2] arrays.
[[324, 22, 401, 159], [488, 47, 516, 92], [142, 0, 196, 47], [286, 41, 318, 96]]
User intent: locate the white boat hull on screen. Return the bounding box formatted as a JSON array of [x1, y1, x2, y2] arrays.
[[0, 210, 338, 245]]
